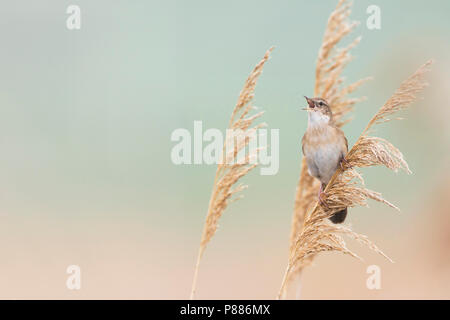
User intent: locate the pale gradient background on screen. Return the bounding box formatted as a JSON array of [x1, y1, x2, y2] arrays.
[[0, 1, 449, 299]]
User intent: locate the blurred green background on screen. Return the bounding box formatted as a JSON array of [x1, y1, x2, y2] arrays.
[[0, 0, 448, 298]]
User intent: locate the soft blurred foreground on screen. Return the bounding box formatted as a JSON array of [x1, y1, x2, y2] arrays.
[[1, 172, 449, 299]]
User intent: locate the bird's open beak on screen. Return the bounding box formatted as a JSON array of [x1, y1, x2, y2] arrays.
[[304, 96, 315, 109]]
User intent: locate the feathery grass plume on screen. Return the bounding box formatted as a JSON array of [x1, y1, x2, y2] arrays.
[[278, 60, 432, 299], [287, 0, 369, 297], [190, 48, 273, 299]]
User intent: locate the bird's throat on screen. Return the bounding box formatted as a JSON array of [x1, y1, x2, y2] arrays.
[[308, 111, 330, 128]]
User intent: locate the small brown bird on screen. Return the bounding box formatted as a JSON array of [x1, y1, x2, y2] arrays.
[[301, 96, 348, 223]]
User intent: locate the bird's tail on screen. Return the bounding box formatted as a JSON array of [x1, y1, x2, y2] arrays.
[[329, 208, 347, 224]]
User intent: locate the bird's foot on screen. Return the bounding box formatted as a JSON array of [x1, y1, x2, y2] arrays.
[[318, 187, 329, 210], [340, 157, 352, 170]]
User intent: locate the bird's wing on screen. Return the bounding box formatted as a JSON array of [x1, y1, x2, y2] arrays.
[[301, 132, 307, 155]]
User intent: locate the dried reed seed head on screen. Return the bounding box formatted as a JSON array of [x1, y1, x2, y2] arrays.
[[290, 221, 363, 270], [196, 47, 273, 253], [321, 169, 400, 213], [347, 136, 411, 173], [364, 60, 432, 134], [193, 48, 273, 299]]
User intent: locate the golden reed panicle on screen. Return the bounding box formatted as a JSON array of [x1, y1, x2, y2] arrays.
[[190, 48, 273, 299]]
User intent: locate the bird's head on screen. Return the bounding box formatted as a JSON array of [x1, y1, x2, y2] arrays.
[[303, 96, 332, 125]]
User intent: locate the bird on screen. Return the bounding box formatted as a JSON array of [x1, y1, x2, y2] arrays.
[[301, 96, 349, 223]]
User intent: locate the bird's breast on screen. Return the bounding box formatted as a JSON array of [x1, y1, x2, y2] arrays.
[[303, 126, 344, 184]]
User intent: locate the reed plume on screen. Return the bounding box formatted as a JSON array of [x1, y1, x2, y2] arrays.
[[190, 48, 273, 299], [278, 60, 432, 299], [287, 0, 369, 296]]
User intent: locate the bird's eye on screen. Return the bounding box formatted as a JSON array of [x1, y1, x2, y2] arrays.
[[318, 101, 324, 106]]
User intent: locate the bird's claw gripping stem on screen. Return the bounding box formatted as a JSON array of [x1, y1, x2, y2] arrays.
[[318, 185, 329, 209]]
